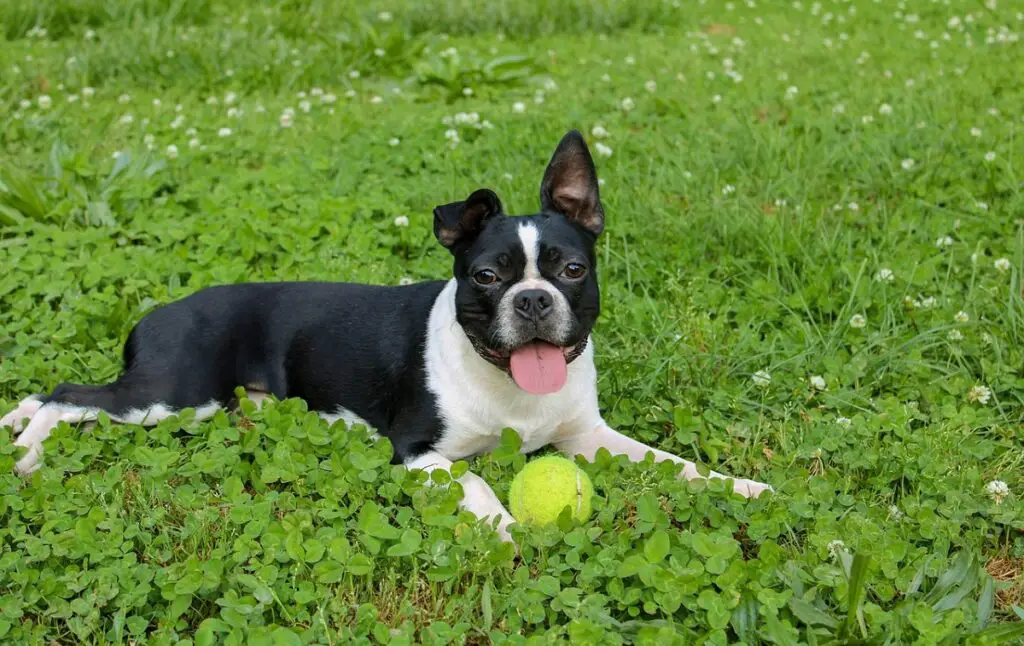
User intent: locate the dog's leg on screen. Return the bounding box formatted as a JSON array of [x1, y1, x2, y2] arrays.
[[405, 451, 515, 542], [6, 382, 223, 476], [0, 395, 45, 434], [556, 424, 773, 498]]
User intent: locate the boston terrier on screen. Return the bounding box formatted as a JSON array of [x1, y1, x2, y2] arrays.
[[1, 130, 771, 541]]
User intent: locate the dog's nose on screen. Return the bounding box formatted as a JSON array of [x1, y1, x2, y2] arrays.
[[514, 289, 553, 321]]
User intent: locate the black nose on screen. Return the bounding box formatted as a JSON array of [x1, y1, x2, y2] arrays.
[[514, 289, 553, 321]]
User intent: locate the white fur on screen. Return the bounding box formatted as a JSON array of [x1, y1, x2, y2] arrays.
[[0, 395, 43, 434], [493, 223, 574, 346], [406, 450, 514, 541], [6, 399, 221, 475]]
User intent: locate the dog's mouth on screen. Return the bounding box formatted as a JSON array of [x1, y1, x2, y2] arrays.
[[472, 337, 589, 395]]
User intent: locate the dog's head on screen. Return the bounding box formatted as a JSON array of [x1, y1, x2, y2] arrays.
[[433, 130, 604, 395]]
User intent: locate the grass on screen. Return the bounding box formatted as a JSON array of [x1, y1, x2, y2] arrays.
[[1, 0, 1023, 643]]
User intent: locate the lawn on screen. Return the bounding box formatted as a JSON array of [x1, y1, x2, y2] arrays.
[[1, 0, 1023, 643]]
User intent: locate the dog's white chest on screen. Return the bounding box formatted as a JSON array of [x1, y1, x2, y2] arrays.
[[424, 281, 600, 461]]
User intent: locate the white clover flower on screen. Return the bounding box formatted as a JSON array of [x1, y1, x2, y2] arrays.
[[377, 11, 393, 21], [984, 151, 996, 162], [166, 144, 178, 159], [809, 375, 826, 390], [954, 311, 969, 323], [394, 215, 410, 227], [948, 329, 963, 341], [645, 80, 657, 93], [848, 202, 859, 211], [970, 127, 982, 137], [217, 127, 232, 137], [444, 129, 460, 143], [512, 101, 526, 113], [976, 201, 989, 211], [82, 87, 95, 99], [348, 70, 360, 79], [185, 127, 197, 136], [625, 55, 636, 65], [310, 87, 323, 97], [38, 95, 52, 109], [67, 94, 79, 103], [370, 95, 383, 104], [935, 235, 954, 248], [722, 184, 736, 195], [888, 505, 902, 519], [227, 107, 241, 118], [279, 112, 293, 128], [299, 100, 311, 113], [590, 125, 609, 139], [462, 87, 473, 97], [118, 93, 132, 104], [827, 540, 846, 557], [833, 104, 846, 114], [711, 94, 722, 104], [143, 133, 155, 147], [19, 99, 31, 109], [994, 258, 1011, 273], [594, 142, 613, 158], [836, 417, 852, 428], [189, 137, 201, 149], [388, 137, 400, 147], [620, 97, 635, 111], [901, 158, 915, 170], [119, 114, 134, 125], [374, 48, 386, 57], [322, 93, 337, 104], [968, 385, 992, 405], [85, 29, 96, 40], [224, 91, 237, 105], [206, 96, 219, 105], [849, 314, 867, 328], [874, 268, 894, 282], [879, 103, 893, 115], [752, 370, 772, 388], [985, 480, 1009, 504], [544, 78, 558, 91]]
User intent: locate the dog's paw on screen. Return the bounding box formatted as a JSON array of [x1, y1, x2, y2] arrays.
[[13, 442, 43, 476], [732, 478, 774, 499], [1, 395, 44, 435]]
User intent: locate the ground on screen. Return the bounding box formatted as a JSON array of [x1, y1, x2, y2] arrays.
[[0, 0, 1022, 644]]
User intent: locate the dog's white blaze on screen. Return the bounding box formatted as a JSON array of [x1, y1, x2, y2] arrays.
[[517, 222, 542, 280]]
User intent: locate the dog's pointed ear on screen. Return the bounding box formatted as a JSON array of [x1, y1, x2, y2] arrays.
[[539, 130, 605, 236], [433, 188, 503, 251]]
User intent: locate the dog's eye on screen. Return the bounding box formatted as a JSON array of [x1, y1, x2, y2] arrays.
[[474, 269, 499, 285], [563, 263, 587, 279]]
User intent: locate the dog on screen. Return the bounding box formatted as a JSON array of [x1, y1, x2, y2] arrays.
[[0, 130, 771, 541]]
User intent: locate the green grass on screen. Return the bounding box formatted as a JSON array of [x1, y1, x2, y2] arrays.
[[1, 0, 1023, 643]]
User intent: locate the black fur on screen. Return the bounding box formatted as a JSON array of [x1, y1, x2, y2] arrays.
[[43, 282, 448, 462]]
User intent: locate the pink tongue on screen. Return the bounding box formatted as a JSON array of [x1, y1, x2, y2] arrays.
[[509, 341, 568, 395]]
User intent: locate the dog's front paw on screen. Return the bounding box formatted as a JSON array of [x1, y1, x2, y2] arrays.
[[732, 478, 774, 499]]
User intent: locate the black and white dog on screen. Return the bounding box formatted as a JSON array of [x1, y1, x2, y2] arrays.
[[1, 131, 771, 540]]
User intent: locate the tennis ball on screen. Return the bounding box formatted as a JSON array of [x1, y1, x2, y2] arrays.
[[509, 456, 593, 527]]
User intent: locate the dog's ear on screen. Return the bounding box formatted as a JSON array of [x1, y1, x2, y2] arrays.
[[433, 188, 503, 251], [539, 130, 605, 237]]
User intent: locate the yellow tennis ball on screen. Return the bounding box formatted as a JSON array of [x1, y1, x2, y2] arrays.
[[509, 456, 593, 526]]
